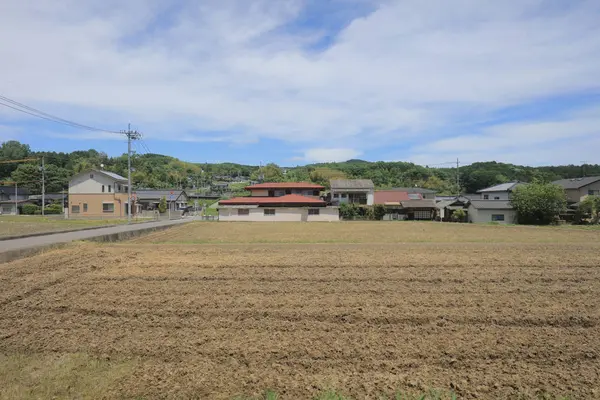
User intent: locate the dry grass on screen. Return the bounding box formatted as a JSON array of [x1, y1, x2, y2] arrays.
[[132, 221, 600, 244], [1, 223, 599, 399]]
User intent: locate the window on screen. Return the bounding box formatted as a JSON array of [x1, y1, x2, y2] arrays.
[[118, 184, 121, 192], [483, 195, 489, 200], [264, 209, 276, 216], [308, 209, 320, 215], [494, 196, 500, 200], [333, 194, 339, 199], [72, 205, 80, 213], [90, 174, 94, 179], [83, 203, 88, 212], [237, 209, 250, 216], [341, 194, 348, 199], [589, 190, 599, 196], [414, 210, 431, 220], [103, 203, 115, 213], [313, 190, 320, 196], [102, 185, 105, 193], [491, 214, 505, 221], [108, 185, 112, 193], [285, 189, 292, 195]]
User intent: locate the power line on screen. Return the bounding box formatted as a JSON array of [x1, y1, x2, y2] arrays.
[[0, 94, 120, 134]]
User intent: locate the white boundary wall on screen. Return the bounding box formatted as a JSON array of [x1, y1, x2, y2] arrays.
[[219, 207, 339, 222]]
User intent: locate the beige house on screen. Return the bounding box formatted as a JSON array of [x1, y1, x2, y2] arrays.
[[468, 200, 517, 224], [68, 169, 136, 218], [553, 176, 600, 203]]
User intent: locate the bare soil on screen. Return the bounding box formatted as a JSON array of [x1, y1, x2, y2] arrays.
[[1, 223, 599, 399]]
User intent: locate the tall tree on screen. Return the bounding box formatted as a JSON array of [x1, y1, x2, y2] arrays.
[[510, 182, 566, 225], [0, 141, 32, 178]]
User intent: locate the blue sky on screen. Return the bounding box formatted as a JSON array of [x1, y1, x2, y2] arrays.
[[1, 0, 600, 166]]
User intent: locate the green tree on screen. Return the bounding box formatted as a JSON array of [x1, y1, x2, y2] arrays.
[[510, 182, 566, 225], [339, 203, 359, 220], [373, 204, 386, 220], [577, 195, 600, 224], [251, 163, 285, 182], [158, 196, 167, 213], [0, 141, 31, 178]]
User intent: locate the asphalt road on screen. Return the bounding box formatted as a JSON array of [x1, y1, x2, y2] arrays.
[[0, 218, 189, 254]]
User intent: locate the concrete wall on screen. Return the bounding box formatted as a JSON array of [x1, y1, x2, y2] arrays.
[[69, 193, 130, 218], [480, 191, 510, 200], [219, 207, 339, 222], [69, 172, 126, 194], [468, 206, 517, 224]]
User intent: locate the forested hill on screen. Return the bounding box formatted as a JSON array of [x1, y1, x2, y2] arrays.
[[1, 140, 598, 195]]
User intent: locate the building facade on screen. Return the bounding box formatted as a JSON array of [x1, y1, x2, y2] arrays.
[[553, 177, 600, 203], [68, 170, 134, 218], [477, 182, 524, 200], [468, 200, 517, 224], [330, 179, 374, 205]]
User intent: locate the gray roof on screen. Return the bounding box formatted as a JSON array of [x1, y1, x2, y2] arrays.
[[330, 179, 374, 189], [553, 176, 600, 190], [0, 186, 29, 196], [477, 182, 523, 193], [469, 200, 513, 210], [94, 169, 127, 182], [135, 190, 187, 201], [392, 187, 437, 194], [400, 199, 437, 208]]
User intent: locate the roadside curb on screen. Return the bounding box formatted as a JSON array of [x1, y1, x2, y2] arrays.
[[0, 219, 162, 242]]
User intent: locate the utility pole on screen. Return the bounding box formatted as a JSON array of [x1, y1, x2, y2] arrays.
[[41, 157, 45, 216], [123, 123, 141, 224], [15, 182, 18, 215], [456, 158, 460, 196]]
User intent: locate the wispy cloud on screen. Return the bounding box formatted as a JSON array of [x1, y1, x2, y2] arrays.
[[1, 0, 600, 164]]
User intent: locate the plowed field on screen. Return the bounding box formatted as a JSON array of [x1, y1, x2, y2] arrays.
[[1, 222, 599, 399]]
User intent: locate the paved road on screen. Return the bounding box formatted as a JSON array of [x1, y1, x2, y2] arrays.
[[0, 218, 190, 254]]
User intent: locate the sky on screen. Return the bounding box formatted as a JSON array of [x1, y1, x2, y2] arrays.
[[1, 0, 600, 167]]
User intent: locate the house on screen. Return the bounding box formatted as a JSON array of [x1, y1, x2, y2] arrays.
[[553, 176, 600, 204], [374, 191, 436, 220], [0, 185, 32, 215], [468, 200, 517, 224], [68, 169, 135, 218], [135, 190, 188, 211], [218, 182, 338, 221], [436, 196, 471, 221], [330, 179, 374, 205], [477, 182, 524, 200], [243, 182, 324, 197], [390, 187, 437, 200]]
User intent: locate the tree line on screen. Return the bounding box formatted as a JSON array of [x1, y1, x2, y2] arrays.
[[1, 140, 599, 195]]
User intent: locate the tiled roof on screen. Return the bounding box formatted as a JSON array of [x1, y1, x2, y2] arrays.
[[219, 194, 325, 206], [400, 200, 437, 208], [553, 176, 600, 190], [330, 179, 374, 189], [477, 182, 524, 193], [374, 191, 414, 204], [245, 182, 325, 190], [391, 187, 437, 194]]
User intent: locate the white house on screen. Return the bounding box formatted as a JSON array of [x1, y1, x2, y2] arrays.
[[468, 200, 517, 224], [477, 182, 525, 200], [330, 179, 374, 205]]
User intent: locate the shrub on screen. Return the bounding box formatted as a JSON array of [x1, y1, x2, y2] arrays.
[[339, 203, 359, 220], [510, 182, 566, 225], [44, 203, 63, 214], [373, 204, 386, 220], [451, 208, 466, 222], [158, 196, 167, 213], [21, 204, 40, 215]]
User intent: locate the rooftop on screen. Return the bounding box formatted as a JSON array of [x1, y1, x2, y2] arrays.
[[330, 179, 374, 190], [245, 182, 325, 190], [477, 182, 524, 193], [553, 176, 600, 190], [390, 187, 437, 194], [219, 194, 326, 206], [469, 200, 513, 210], [92, 169, 127, 182], [134, 190, 187, 200], [400, 199, 437, 208], [374, 190, 416, 205]]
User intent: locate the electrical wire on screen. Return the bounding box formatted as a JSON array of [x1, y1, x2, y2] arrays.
[[0, 94, 121, 134]]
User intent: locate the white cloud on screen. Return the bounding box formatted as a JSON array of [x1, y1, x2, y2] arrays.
[[302, 148, 361, 163], [0, 0, 600, 163]]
